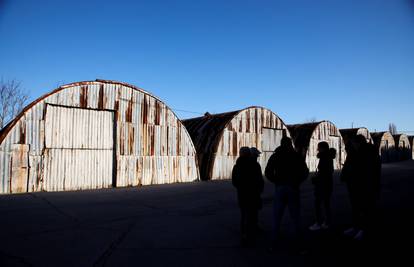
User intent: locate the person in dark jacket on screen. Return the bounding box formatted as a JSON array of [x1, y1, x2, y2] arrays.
[[309, 142, 336, 231], [341, 135, 381, 240], [232, 146, 264, 245], [265, 137, 309, 246]]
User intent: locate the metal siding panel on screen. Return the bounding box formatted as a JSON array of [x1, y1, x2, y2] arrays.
[[0, 151, 11, 193], [45, 105, 113, 150], [42, 106, 114, 192]]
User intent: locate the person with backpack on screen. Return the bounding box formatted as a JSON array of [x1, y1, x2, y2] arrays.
[[265, 137, 309, 248]]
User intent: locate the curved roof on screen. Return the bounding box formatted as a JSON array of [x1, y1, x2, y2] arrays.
[[184, 110, 239, 152], [288, 120, 342, 155], [183, 106, 288, 180], [340, 127, 372, 145], [0, 79, 171, 145], [288, 121, 322, 153], [393, 134, 411, 148], [371, 132, 395, 150]]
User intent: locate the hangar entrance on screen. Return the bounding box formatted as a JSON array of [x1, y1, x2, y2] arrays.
[[261, 128, 285, 173], [43, 105, 115, 191]]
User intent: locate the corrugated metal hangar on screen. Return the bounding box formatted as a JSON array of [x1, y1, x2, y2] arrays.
[[183, 107, 290, 180], [0, 80, 199, 194]]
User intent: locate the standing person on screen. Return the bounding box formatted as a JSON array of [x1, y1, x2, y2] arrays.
[[341, 135, 381, 240], [309, 142, 336, 231], [232, 146, 264, 246], [250, 147, 265, 232], [265, 137, 309, 248]]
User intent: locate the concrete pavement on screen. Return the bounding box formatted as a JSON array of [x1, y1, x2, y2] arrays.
[[1, 161, 414, 266]]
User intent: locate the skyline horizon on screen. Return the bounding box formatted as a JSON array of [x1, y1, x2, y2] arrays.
[[1, 77, 411, 135]]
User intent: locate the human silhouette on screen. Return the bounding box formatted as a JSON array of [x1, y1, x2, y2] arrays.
[[341, 134, 381, 240], [309, 142, 336, 231], [232, 146, 264, 246], [265, 137, 309, 249]]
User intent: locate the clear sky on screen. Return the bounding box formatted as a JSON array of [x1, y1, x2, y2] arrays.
[[1, 0, 413, 133]]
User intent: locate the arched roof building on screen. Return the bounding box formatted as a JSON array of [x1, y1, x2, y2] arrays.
[[393, 134, 411, 161], [288, 121, 346, 172], [183, 107, 290, 180], [371, 132, 396, 163], [0, 80, 199, 194], [340, 127, 373, 147]]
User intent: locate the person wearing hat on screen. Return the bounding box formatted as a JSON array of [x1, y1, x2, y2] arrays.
[[232, 146, 264, 246]]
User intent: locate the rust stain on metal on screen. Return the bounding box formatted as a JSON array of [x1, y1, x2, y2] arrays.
[[98, 84, 104, 109], [128, 124, 134, 155], [142, 95, 148, 124], [119, 123, 125, 155], [19, 122, 26, 144], [176, 126, 181, 156], [79, 86, 88, 108], [155, 101, 161, 125], [126, 100, 133, 123], [114, 100, 119, 112], [150, 125, 155, 156]]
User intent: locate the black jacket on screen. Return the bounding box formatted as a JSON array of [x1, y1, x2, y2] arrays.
[[313, 150, 335, 191], [265, 146, 309, 188], [341, 143, 381, 200], [232, 157, 264, 209]]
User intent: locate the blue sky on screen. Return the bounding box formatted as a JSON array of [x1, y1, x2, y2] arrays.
[[1, 0, 413, 133]]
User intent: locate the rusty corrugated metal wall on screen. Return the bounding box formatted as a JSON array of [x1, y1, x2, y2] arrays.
[[393, 134, 411, 161], [288, 121, 346, 172], [184, 107, 290, 180], [0, 80, 199, 194], [340, 127, 374, 150], [371, 132, 396, 163]]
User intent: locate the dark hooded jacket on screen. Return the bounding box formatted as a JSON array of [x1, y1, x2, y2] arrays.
[[232, 156, 264, 209]]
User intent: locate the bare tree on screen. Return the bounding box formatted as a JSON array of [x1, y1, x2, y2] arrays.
[[388, 123, 397, 135], [0, 79, 29, 128]]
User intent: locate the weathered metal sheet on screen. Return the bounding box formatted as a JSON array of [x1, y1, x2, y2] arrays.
[[393, 134, 411, 161], [45, 105, 114, 150], [288, 121, 346, 172], [10, 144, 29, 193], [0, 80, 199, 194], [184, 107, 291, 180], [43, 149, 113, 191], [41, 105, 114, 191], [371, 132, 396, 163]]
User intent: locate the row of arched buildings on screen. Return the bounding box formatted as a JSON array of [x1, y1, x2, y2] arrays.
[[0, 80, 412, 194]]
